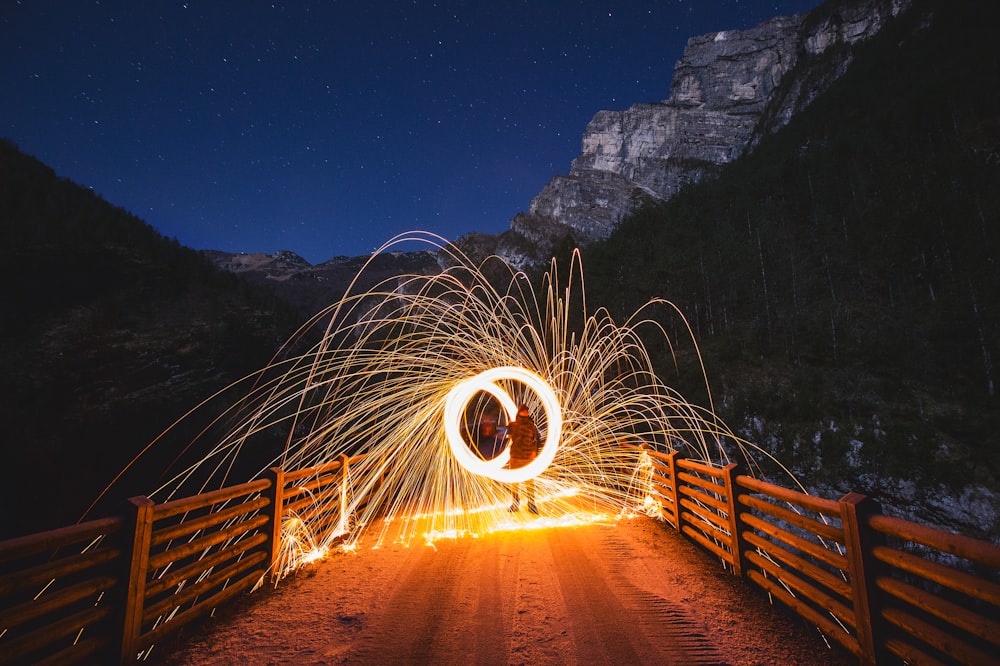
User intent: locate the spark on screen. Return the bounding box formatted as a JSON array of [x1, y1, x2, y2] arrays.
[[115, 231, 769, 578]]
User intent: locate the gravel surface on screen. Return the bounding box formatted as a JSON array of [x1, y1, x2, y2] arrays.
[[155, 516, 854, 665]]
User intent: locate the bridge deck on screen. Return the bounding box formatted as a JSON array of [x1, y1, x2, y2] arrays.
[[155, 516, 852, 665]]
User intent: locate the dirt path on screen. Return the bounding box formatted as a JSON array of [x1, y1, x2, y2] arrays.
[[156, 517, 853, 665]]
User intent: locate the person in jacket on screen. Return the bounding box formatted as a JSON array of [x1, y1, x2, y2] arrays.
[[507, 404, 541, 514]]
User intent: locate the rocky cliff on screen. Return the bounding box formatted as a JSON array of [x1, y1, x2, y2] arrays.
[[488, 0, 911, 267]]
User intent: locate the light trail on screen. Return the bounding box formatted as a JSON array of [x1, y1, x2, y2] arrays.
[[443, 365, 561, 482], [112, 232, 775, 578]]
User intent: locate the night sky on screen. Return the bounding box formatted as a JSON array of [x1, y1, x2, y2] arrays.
[[3, 1, 822, 264]]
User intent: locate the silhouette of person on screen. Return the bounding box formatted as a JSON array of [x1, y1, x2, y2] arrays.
[[476, 411, 502, 459], [507, 404, 541, 514]]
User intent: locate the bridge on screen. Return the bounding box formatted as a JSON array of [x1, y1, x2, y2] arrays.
[[2, 449, 998, 665], [155, 515, 852, 665]]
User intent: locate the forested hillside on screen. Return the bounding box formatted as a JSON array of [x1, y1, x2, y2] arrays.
[[0, 140, 302, 538], [583, 0, 999, 535]]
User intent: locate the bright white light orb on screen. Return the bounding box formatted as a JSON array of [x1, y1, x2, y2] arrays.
[[443, 366, 562, 483]]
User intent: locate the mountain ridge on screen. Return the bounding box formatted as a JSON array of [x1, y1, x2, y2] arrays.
[[478, 0, 913, 267]]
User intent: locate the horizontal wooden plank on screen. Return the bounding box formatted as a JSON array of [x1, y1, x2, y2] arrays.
[[147, 514, 269, 570], [679, 497, 728, 532], [741, 511, 848, 571], [881, 606, 996, 666], [883, 637, 949, 666], [676, 458, 725, 479], [283, 471, 342, 499], [34, 634, 108, 666], [878, 575, 1000, 646], [0, 518, 122, 563], [281, 458, 344, 485], [643, 448, 675, 464], [677, 482, 727, 512], [744, 549, 855, 629], [154, 479, 271, 521], [145, 532, 268, 600], [747, 569, 862, 659], [1, 603, 111, 664], [0, 575, 117, 629], [151, 496, 270, 547], [680, 507, 730, 547], [294, 505, 345, 532], [284, 484, 341, 516], [645, 486, 671, 504], [872, 545, 1000, 606], [676, 471, 725, 498], [142, 550, 267, 624], [649, 470, 674, 491], [138, 564, 262, 651], [869, 514, 1000, 569], [0, 545, 121, 597], [738, 493, 844, 543], [734, 475, 840, 516], [743, 530, 852, 601], [681, 521, 733, 565]]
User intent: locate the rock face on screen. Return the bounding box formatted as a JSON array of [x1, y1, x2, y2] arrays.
[[501, 0, 911, 265]]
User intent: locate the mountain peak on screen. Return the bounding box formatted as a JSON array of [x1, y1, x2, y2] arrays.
[[486, 0, 912, 267]]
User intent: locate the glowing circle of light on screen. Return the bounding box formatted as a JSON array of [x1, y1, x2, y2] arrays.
[[444, 366, 562, 483]]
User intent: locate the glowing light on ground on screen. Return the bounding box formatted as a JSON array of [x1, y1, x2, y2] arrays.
[[111, 231, 770, 578]]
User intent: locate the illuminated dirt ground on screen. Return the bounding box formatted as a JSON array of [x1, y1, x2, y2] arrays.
[[155, 517, 852, 665]]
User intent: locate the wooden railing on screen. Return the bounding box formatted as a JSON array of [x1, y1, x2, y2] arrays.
[[0, 457, 350, 665], [0, 517, 125, 665], [643, 447, 1000, 666], [3, 448, 998, 665]]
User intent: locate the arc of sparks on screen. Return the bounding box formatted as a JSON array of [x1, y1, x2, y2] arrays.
[[93, 231, 797, 575], [443, 365, 563, 482]]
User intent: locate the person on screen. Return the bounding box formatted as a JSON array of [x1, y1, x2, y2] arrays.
[[476, 412, 502, 459], [506, 404, 541, 514]]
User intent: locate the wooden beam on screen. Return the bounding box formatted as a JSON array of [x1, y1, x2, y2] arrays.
[[119, 496, 154, 665]]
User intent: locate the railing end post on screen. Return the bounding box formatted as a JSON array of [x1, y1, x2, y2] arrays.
[[722, 462, 747, 578], [840, 491, 886, 666], [264, 467, 285, 580], [666, 449, 685, 532], [338, 454, 351, 535], [119, 495, 154, 665]]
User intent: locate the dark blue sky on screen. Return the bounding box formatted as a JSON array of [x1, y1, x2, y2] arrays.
[[2, 0, 822, 263]]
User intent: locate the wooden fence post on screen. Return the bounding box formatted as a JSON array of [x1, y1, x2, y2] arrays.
[[722, 462, 747, 578], [119, 496, 154, 665], [264, 467, 285, 578], [338, 453, 350, 534], [840, 491, 886, 666], [667, 449, 684, 532]]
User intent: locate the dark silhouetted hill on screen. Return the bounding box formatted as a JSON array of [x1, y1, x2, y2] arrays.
[[0, 139, 303, 538]]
